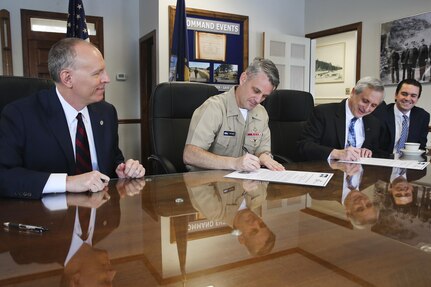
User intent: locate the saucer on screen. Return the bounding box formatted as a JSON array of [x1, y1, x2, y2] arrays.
[[401, 149, 425, 156]]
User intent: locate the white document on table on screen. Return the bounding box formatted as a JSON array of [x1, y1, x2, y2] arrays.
[[224, 168, 333, 187], [339, 157, 429, 170]]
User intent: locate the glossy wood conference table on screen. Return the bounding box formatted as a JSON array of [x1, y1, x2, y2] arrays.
[[1, 159, 431, 287]]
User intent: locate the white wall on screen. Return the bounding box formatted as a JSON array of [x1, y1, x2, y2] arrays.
[[1, 0, 141, 160]]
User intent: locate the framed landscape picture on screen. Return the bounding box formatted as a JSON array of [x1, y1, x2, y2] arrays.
[[315, 42, 345, 84]]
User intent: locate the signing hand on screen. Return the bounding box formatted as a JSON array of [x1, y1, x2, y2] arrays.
[[330, 146, 362, 161], [259, 153, 285, 171], [358, 148, 372, 158], [236, 153, 261, 171]]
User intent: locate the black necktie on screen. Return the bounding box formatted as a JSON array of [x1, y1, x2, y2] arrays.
[[75, 113, 92, 174], [78, 207, 91, 241]]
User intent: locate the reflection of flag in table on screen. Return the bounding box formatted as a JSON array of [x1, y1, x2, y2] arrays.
[[169, 0, 189, 81], [66, 0, 89, 40]]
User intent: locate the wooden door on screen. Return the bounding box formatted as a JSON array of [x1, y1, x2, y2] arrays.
[[21, 9, 103, 78]]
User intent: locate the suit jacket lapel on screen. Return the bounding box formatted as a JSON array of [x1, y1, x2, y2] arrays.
[[407, 107, 417, 141], [336, 100, 347, 148], [88, 104, 105, 171], [363, 116, 373, 146], [386, 104, 396, 149], [39, 88, 75, 172]]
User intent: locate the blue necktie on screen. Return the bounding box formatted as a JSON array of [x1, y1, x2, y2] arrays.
[[396, 115, 408, 153], [347, 117, 358, 147]]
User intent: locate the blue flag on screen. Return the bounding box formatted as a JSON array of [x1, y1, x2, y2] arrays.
[[66, 0, 89, 40], [169, 0, 189, 81]]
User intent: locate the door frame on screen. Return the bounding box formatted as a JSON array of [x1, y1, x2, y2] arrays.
[[139, 30, 157, 171], [21, 9, 103, 77]]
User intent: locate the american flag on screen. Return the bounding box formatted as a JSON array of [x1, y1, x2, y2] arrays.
[[66, 0, 89, 40]]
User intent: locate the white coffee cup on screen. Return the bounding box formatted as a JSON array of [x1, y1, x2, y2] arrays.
[[404, 142, 420, 151]]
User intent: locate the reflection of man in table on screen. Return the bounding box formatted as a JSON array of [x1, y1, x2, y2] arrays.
[[310, 162, 380, 229], [388, 168, 414, 206], [0, 188, 121, 286], [183, 172, 275, 256]]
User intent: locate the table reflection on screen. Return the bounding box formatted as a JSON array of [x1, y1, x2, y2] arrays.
[[184, 172, 274, 256], [1, 165, 431, 286], [0, 178, 146, 286]]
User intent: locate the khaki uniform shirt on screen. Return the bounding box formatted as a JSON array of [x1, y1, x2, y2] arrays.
[[186, 179, 268, 227], [185, 87, 271, 171]]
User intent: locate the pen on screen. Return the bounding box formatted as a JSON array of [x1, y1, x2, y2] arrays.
[[3, 222, 48, 233], [242, 146, 249, 154]]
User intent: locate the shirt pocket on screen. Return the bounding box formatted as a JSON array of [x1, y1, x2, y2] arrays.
[[244, 131, 263, 154]]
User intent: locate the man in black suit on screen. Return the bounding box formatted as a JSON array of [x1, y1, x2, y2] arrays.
[[418, 39, 429, 81], [390, 48, 400, 83], [298, 77, 385, 161], [0, 38, 145, 199], [401, 43, 409, 80], [407, 41, 419, 80], [375, 79, 429, 156]]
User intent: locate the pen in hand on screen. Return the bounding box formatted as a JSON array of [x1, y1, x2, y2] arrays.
[[242, 146, 249, 155], [3, 222, 48, 233]]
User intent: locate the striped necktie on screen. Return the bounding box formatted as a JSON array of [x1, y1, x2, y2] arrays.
[[396, 115, 409, 153], [75, 113, 92, 174], [346, 117, 358, 147]]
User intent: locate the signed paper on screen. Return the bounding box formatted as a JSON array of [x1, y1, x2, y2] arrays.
[[339, 157, 429, 170], [225, 169, 333, 187]]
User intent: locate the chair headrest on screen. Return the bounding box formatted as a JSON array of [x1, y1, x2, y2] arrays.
[[0, 76, 54, 113], [151, 82, 219, 118], [263, 89, 314, 121]]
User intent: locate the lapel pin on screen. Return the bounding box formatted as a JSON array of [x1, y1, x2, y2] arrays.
[[100, 120, 104, 126]]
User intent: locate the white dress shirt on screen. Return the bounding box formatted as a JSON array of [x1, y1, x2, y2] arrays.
[[64, 208, 96, 266], [42, 88, 99, 194]]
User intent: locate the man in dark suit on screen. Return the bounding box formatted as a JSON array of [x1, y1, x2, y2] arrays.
[[401, 43, 409, 80], [407, 41, 419, 80], [374, 79, 429, 156], [298, 77, 385, 161], [390, 48, 400, 83], [0, 38, 145, 199], [418, 39, 429, 81]]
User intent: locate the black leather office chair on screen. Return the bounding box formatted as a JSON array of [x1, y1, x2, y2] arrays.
[[0, 76, 54, 114], [263, 89, 314, 163], [148, 82, 219, 174]]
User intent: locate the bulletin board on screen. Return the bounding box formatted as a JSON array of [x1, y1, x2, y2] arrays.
[[169, 6, 249, 91]]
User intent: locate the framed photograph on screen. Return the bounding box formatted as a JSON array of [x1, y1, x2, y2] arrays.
[[213, 63, 238, 83], [380, 11, 431, 85], [315, 42, 345, 84], [189, 61, 210, 82], [194, 31, 227, 61]]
